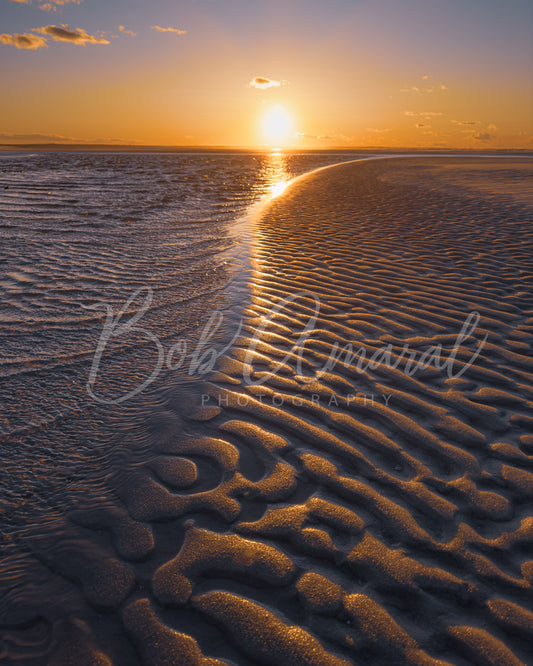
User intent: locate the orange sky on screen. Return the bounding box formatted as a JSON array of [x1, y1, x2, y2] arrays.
[[1, 0, 532, 148]]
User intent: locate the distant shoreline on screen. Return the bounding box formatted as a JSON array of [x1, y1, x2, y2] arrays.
[[1, 144, 531, 154]]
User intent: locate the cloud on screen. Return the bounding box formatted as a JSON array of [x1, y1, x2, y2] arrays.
[[365, 127, 392, 133], [487, 124, 497, 131], [9, 0, 83, 10], [0, 132, 77, 141], [0, 31, 48, 49], [248, 76, 286, 90], [416, 123, 429, 128], [295, 132, 333, 140], [295, 131, 355, 143], [2, 24, 109, 48], [452, 120, 480, 126], [33, 24, 109, 44], [119, 25, 136, 37], [401, 83, 448, 94], [0, 132, 145, 144], [405, 111, 443, 117], [473, 132, 493, 142], [151, 26, 187, 35]]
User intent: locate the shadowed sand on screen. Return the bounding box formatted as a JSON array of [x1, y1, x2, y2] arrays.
[[1, 157, 532, 665]]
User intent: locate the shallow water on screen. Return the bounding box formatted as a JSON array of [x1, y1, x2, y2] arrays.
[[0, 151, 366, 512], [0, 149, 369, 663]]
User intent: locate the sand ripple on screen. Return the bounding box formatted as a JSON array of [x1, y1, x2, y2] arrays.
[[1, 157, 532, 664]]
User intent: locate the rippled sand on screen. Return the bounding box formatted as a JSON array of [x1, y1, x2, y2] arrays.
[[1, 156, 533, 665]]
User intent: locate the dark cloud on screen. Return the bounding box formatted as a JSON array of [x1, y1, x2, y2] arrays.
[[0, 32, 48, 49], [2, 25, 109, 49], [34, 24, 109, 44], [452, 120, 480, 126]]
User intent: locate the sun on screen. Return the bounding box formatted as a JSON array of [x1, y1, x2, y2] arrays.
[[262, 105, 292, 145]]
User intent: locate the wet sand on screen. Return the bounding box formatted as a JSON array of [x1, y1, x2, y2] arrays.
[[2, 156, 532, 664]]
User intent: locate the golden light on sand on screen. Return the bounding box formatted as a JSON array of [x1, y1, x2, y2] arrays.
[[262, 105, 292, 145], [270, 181, 289, 198]]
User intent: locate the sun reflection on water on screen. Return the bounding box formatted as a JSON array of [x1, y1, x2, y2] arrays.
[[261, 151, 290, 200]]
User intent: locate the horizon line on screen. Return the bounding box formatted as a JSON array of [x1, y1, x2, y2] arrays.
[[1, 143, 531, 153]]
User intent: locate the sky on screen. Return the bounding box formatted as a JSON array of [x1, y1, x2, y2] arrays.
[[1, 0, 532, 148]]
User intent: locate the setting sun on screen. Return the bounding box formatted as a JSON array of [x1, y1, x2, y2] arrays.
[[262, 105, 293, 145]]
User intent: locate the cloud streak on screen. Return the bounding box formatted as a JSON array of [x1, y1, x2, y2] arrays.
[[401, 77, 448, 94], [119, 25, 136, 37], [33, 24, 110, 44], [0, 132, 77, 141], [0, 132, 144, 144], [473, 132, 493, 142], [248, 76, 286, 90], [295, 132, 333, 140], [9, 0, 83, 11], [401, 86, 446, 93], [295, 131, 355, 143], [405, 111, 443, 117], [0, 32, 48, 49], [151, 26, 187, 35]]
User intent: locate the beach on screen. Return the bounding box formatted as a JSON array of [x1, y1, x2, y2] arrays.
[[1, 155, 532, 665], [183, 156, 533, 665]]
